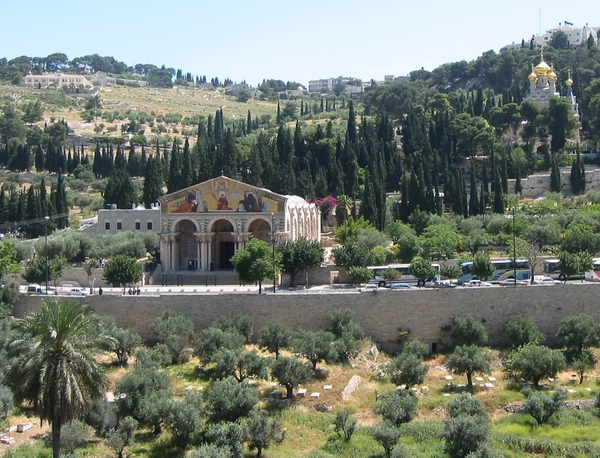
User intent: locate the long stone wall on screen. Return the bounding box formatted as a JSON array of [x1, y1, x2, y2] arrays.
[[508, 166, 600, 198], [14, 284, 600, 353]]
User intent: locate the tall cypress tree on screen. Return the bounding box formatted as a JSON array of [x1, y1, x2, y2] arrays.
[[142, 155, 163, 208], [166, 140, 182, 193], [469, 167, 479, 216], [550, 155, 562, 193]]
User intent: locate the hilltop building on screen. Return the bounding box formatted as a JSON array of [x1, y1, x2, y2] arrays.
[[524, 51, 579, 120], [23, 72, 93, 89], [502, 22, 598, 51]]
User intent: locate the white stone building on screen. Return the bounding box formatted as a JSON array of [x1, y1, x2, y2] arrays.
[[158, 176, 320, 271]]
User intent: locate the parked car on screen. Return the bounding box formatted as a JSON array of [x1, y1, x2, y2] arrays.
[[389, 283, 415, 290], [534, 276, 560, 285], [498, 278, 529, 286], [463, 279, 493, 287], [360, 284, 380, 292], [63, 287, 88, 296]]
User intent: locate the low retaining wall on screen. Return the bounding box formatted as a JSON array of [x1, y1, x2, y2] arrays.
[[14, 284, 600, 353]]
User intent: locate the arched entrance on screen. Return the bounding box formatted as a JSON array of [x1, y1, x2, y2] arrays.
[[212, 219, 235, 270], [248, 218, 271, 244], [175, 219, 197, 270]]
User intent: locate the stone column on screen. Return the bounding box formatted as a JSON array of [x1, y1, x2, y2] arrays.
[[194, 233, 204, 270], [207, 232, 214, 271], [160, 234, 170, 270]]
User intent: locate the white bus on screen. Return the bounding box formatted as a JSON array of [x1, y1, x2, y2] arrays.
[[458, 258, 531, 284], [367, 263, 441, 287], [543, 257, 600, 282]]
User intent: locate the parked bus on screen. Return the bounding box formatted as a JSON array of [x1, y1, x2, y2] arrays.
[[367, 263, 441, 287], [542, 258, 600, 282], [458, 258, 531, 284]]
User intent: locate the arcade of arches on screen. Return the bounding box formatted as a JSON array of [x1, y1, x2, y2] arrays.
[[158, 176, 320, 271]]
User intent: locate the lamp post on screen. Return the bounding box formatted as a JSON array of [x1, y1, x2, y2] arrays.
[[512, 206, 517, 286], [44, 216, 50, 292], [271, 212, 276, 294]]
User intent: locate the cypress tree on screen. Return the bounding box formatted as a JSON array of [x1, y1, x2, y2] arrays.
[[515, 163, 522, 194], [142, 155, 163, 208], [469, 167, 479, 216], [360, 168, 378, 226], [167, 140, 182, 193], [550, 155, 562, 193], [493, 167, 504, 214]]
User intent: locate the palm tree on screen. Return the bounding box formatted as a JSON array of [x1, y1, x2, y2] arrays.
[[8, 298, 114, 458]]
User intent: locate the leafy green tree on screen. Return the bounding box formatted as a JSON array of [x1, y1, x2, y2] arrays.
[[115, 363, 171, 422], [0, 242, 20, 282], [332, 241, 370, 268], [446, 345, 491, 390], [442, 414, 491, 458], [507, 343, 566, 387], [102, 254, 144, 291], [371, 423, 401, 458], [328, 308, 365, 362], [193, 327, 245, 363], [105, 416, 138, 458], [212, 313, 254, 343], [505, 315, 544, 347], [522, 387, 567, 425], [137, 390, 172, 435], [333, 410, 357, 441], [205, 376, 258, 423], [450, 315, 488, 345], [347, 266, 372, 285], [447, 392, 487, 419], [572, 352, 595, 384], [245, 410, 286, 458], [556, 314, 600, 358], [418, 223, 460, 260], [0, 384, 14, 422], [558, 250, 594, 282], [101, 317, 143, 366], [270, 356, 313, 398], [211, 349, 269, 382], [204, 422, 245, 458], [231, 238, 280, 294], [409, 256, 436, 286], [471, 251, 495, 280], [151, 309, 195, 364], [164, 393, 204, 447], [277, 238, 324, 287], [293, 329, 335, 370], [372, 390, 418, 427], [385, 340, 429, 389], [257, 320, 293, 359], [60, 419, 90, 455], [187, 444, 232, 458], [8, 298, 114, 458]]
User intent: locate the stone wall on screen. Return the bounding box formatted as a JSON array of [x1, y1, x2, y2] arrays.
[[15, 284, 600, 353], [508, 166, 600, 198]]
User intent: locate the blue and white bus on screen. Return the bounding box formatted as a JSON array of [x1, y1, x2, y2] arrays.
[[458, 258, 531, 284]]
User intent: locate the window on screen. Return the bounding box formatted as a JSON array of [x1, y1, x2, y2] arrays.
[[135, 221, 141, 230], [147, 221, 153, 230], [105, 221, 111, 230], [116, 221, 123, 231]]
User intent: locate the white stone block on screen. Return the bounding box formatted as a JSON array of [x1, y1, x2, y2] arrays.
[[488, 377, 496, 382], [484, 383, 494, 389], [323, 385, 333, 390], [17, 423, 33, 433], [475, 377, 484, 382], [297, 388, 307, 397], [310, 392, 320, 399], [445, 375, 454, 381], [421, 386, 428, 393]]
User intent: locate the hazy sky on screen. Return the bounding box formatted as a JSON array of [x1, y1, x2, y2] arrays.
[[1, 0, 596, 86]]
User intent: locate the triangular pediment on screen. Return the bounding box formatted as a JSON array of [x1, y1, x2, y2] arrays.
[[159, 176, 287, 214]]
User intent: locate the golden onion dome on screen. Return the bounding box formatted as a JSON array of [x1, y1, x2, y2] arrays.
[[534, 60, 551, 76], [528, 65, 538, 81], [566, 77, 573, 86], [548, 64, 558, 81]]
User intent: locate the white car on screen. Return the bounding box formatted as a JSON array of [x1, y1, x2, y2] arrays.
[[360, 284, 380, 292], [534, 277, 560, 285], [63, 287, 89, 296], [389, 283, 416, 290], [463, 279, 493, 287]]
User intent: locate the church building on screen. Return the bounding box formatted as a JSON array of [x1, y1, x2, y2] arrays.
[[524, 50, 579, 120], [158, 176, 321, 271]]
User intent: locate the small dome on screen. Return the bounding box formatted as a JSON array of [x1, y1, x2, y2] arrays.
[[528, 71, 538, 81], [548, 68, 558, 82], [566, 77, 573, 86]]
